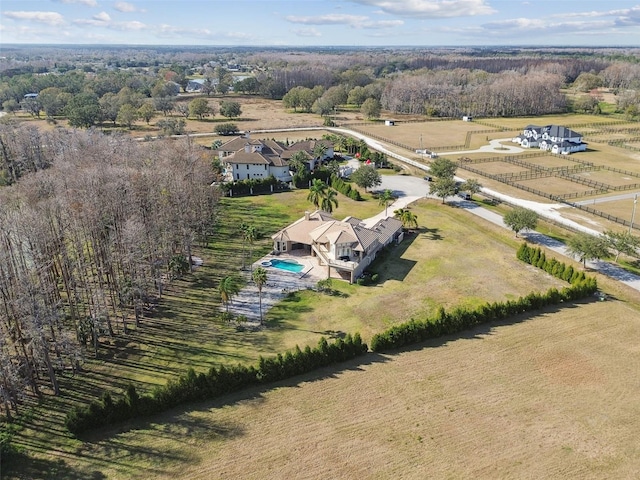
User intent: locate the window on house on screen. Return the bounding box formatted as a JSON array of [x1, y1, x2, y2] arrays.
[[246, 165, 249, 170]]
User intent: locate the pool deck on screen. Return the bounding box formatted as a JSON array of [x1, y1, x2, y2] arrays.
[[223, 250, 325, 324]]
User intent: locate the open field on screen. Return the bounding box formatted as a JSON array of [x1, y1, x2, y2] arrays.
[[13, 299, 640, 479], [348, 119, 496, 151]]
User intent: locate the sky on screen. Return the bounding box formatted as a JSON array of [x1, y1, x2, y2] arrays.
[[1, 0, 640, 47]]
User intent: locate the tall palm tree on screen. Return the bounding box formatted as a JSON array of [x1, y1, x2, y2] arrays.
[[307, 178, 327, 209], [240, 223, 257, 270], [312, 142, 328, 164], [252, 266, 268, 324], [378, 189, 395, 216], [219, 276, 240, 313], [320, 188, 339, 214], [394, 208, 419, 230]]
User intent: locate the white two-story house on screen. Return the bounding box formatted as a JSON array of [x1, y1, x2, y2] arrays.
[[512, 124, 587, 154], [219, 135, 334, 183]]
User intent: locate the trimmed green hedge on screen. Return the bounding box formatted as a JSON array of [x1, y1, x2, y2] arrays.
[[370, 243, 597, 352], [65, 334, 367, 435], [330, 174, 362, 201]]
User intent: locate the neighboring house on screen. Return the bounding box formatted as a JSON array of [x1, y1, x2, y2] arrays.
[[512, 124, 587, 154], [285, 139, 334, 171], [271, 210, 403, 283], [219, 135, 334, 183], [186, 78, 221, 93]]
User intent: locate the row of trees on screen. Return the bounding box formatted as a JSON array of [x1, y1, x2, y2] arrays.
[[0, 126, 219, 419], [65, 333, 368, 434]]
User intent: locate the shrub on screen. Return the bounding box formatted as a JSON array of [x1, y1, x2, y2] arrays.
[[65, 335, 368, 435]]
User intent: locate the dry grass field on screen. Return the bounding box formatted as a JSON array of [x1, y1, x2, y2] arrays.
[[41, 299, 640, 480], [349, 119, 495, 150], [518, 177, 597, 197]]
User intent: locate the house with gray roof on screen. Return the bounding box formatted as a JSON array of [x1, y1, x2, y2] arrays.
[[218, 134, 334, 183], [271, 210, 403, 283], [512, 124, 587, 154]]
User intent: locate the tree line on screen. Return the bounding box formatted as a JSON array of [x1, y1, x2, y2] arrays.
[[0, 127, 218, 419]]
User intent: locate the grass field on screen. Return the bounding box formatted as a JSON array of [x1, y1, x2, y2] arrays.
[[5, 192, 594, 479], [13, 299, 640, 479]]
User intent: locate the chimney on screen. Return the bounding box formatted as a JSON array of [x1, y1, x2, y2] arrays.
[[304, 211, 310, 221]]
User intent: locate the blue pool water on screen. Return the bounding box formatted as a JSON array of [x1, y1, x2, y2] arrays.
[[270, 259, 304, 273]]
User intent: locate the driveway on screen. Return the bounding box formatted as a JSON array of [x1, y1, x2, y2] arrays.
[[340, 129, 640, 294]]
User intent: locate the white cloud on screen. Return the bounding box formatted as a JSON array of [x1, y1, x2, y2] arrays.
[[52, 0, 98, 6], [73, 17, 146, 31], [287, 14, 369, 26], [2, 11, 65, 26], [346, 0, 496, 18], [114, 2, 141, 13], [109, 20, 146, 31], [92, 11, 110, 22], [292, 27, 322, 37], [286, 13, 403, 29]]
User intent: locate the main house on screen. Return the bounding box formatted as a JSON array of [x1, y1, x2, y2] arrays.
[[218, 134, 334, 183], [512, 125, 587, 154], [271, 210, 403, 283]]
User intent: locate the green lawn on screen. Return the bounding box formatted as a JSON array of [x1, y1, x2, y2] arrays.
[[4, 190, 578, 479]]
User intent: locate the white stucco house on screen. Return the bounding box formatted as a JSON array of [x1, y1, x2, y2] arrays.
[[512, 124, 587, 154], [271, 210, 403, 283], [218, 135, 334, 183]]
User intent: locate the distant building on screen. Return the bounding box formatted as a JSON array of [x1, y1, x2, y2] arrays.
[[512, 124, 587, 155]]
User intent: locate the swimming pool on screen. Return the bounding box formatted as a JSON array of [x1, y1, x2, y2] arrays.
[[270, 259, 304, 273]]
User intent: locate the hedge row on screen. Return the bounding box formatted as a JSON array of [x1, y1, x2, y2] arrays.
[[65, 334, 367, 435], [370, 245, 597, 352], [516, 242, 586, 283], [330, 174, 362, 201]]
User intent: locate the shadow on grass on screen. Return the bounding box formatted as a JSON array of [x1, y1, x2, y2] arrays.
[[31, 353, 391, 479], [420, 226, 443, 241], [370, 231, 421, 282], [383, 298, 594, 357], [3, 452, 107, 480]]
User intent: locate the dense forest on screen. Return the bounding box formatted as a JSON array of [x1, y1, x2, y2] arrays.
[[0, 128, 217, 417]]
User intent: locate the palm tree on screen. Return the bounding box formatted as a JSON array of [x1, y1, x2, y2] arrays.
[[312, 142, 328, 165], [252, 266, 268, 324], [394, 208, 418, 230], [219, 276, 240, 313], [320, 188, 339, 213], [288, 151, 308, 174], [378, 189, 395, 216], [307, 178, 327, 209], [240, 223, 257, 270]]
